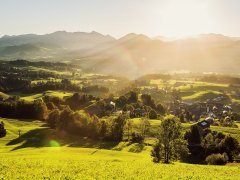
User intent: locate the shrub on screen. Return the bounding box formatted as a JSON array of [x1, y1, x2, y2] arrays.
[[127, 143, 144, 153], [205, 153, 228, 165], [151, 142, 161, 163]]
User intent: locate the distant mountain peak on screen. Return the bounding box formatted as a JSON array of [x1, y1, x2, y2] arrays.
[[119, 33, 151, 42], [50, 31, 68, 35], [197, 33, 231, 39], [90, 31, 101, 35]]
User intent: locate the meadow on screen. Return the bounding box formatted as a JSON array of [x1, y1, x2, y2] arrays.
[[1, 62, 240, 179], [1, 118, 240, 179], [8, 91, 73, 102], [150, 79, 237, 103]]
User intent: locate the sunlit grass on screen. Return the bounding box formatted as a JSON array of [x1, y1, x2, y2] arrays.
[[0, 118, 240, 179], [0, 148, 239, 179], [21, 66, 72, 76], [182, 90, 222, 101], [9, 91, 73, 101]]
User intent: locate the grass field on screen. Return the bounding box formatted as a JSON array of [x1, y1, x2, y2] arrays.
[[8, 91, 73, 101], [132, 118, 240, 141], [181, 90, 222, 101], [150, 80, 228, 91], [1, 118, 240, 179], [21, 66, 72, 76]]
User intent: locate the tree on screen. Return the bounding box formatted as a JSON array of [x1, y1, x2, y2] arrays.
[[139, 117, 150, 138], [116, 95, 127, 108], [67, 111, 91, 136], [123, 104, 134, 112], [184, 125, 202, 144], [0, 121, 6, 138], [33, 100, 48, 120], [128, 91, 138, 103], [59, 106, 73, 130], [47, 109, 60, 129], [131, 132, 144, 143], [179, 113, 185, 123], [124, 118, 132, 141], [156, 103, 165, 115], [141, 94, 155, 109], [61, 79, 71, 89], [185, 111, 192, 122], [151, 143, 161, 163], [157, 115, 187, 163], [110, 114, 127, 141], [99, 120, 107, 139], [219, 136, 239, 162], [205, 153, 228, 165], [149, 109, 157, 119]]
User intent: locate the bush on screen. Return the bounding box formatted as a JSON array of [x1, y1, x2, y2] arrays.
[[127, 143, 144, 153], [205, 153, 228, 165], [151, 143, 161, 163]]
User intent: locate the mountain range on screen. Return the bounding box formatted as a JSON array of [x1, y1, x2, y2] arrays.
[[0, 31, 240, 77]]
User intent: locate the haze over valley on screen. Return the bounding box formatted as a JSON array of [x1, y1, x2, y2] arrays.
[[1, 31, 240, 77]]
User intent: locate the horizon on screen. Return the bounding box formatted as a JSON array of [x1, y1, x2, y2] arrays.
[[1, 30, 239, 40], [1, 0, 240, 38]]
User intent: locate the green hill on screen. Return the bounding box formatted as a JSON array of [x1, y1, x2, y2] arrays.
[[0, 118, 240, 179]]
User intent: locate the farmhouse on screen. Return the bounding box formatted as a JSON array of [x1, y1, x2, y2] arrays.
[[191, 120, 211, 137]]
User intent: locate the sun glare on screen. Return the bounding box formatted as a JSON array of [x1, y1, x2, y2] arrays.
[[159, 0, 211, 38]]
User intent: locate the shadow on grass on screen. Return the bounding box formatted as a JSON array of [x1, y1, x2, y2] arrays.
[[67, 138, 119, 150], [6, 128, 50, 151], [6, 128, 119, 151]]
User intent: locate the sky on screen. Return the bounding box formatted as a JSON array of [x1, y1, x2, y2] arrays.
[[0, 0, 240, 38]]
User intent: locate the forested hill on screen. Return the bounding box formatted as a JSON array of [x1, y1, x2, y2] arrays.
[[1, 32, 240, 77], [0, 59, 80, 70]]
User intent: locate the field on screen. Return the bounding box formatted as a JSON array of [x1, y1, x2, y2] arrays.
[[149, 79, 237, 104], [1, 118, 240, 179], [131, 118, 240, 141], [21, 66, 73, 76], [1, 66, 240, 179], [8, 91, 73, 101]]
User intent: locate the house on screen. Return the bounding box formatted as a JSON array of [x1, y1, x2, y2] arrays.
[[191, 120, 211, 137], [197, 120, 211, 129]]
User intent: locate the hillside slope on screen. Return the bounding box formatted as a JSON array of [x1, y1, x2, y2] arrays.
[[0, 118, 240, 179], [1, 32, 240, 77]]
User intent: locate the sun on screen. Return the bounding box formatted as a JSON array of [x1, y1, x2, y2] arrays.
[[159, 0, 211, 38]]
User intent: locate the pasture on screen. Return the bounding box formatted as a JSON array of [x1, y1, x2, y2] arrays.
[[149, 79, 239, 104], [0, 118, 240, 179], [8, 91, 73, 101]]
